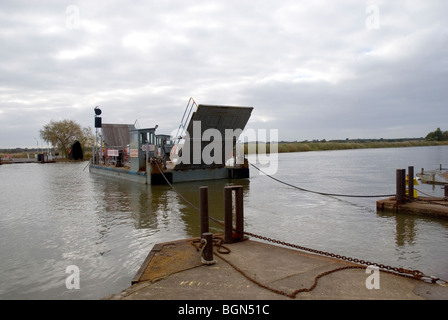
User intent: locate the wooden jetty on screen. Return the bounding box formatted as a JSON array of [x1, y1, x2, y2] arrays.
[[416, 165, 448, 185], [377, 196, 448, 219], [376, 166, 448, 219]]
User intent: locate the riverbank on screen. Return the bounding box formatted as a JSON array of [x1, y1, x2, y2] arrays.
[[3, 140, 447, 159], [244, 140, 448, 154], [0, 157, 84, 164]]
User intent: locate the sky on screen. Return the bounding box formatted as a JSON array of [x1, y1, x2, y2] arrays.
[[1, 0, 447, 148]]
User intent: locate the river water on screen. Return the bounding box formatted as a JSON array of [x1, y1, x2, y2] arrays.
[[1, 146, 447, 299]]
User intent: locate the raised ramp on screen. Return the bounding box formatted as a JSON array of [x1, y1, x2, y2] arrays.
[[101, 123, 135, 147], [174, 105, 253, 170]]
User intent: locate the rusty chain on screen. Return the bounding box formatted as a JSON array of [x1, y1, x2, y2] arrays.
[[213, 245, 367, 299], [243, 230, 447, 285], [192, 232, 446, 299]]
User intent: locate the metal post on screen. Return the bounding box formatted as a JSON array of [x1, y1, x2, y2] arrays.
[[396, 169, 406, 204], [200, 186, 209, 236], [100, 131, 103, 164], [408, 166, 414, 200], [201, 232, 215, 265], [94, 127, 97, 164], [224, 185, 244, 243]]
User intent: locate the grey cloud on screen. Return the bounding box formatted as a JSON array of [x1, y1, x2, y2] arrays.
[[1, 1, 447, 147]]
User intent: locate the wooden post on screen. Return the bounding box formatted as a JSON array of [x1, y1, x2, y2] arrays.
[[234, 186, 244, 242], [444, 185, 448, 198], [200, 187, 209, 236], [224, 185, 244, 243], [396, 169, 406, 204], [233, 136, 237, 167], [224, 187, 233, 243], [408, 166, 414, 200]]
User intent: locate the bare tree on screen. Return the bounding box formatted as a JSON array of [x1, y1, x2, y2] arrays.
[[40, 119, 93, 158]]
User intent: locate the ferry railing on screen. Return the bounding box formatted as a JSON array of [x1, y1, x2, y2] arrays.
[[173, 97, 198, 155]]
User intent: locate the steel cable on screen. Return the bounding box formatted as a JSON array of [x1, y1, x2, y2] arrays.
[[249, 162, 396, 198]]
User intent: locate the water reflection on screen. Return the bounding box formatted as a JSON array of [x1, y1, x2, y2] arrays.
[[92, 176, 250, 238], [394, 215, 417, 247], [378, 212, 417, 247], [377, 210, 447, 247], [150, 179, 251, 237]]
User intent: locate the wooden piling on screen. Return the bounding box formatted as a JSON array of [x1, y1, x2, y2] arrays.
[[200, 186, 209, 236], [224, 185, 244, 243], [396, 169, 406, 204], [235, 186, 244, 242], [224, 187, 232, 243], [408, 166, 414, 200]]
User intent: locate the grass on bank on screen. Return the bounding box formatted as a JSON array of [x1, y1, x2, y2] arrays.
[[2, 140, 448, 159], [243, 140, 448, 154]]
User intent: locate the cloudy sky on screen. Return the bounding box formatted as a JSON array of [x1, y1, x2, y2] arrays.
[[1, 0, 447, 148]]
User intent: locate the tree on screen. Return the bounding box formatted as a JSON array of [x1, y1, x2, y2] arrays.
[[425, 128, 448, 141], [79, 126, 95, 153], [40, 119, 94, 158]]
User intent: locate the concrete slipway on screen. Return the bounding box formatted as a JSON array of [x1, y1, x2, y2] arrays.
[[103, 236, 448, 300]]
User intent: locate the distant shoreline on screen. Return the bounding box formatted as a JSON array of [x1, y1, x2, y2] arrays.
[[2, 140, 448, 159], [244, 140, 448, 154]]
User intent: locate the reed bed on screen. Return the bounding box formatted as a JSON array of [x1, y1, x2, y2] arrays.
[[243, 140, 448, 154]]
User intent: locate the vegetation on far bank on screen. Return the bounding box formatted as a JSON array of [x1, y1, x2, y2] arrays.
[[244, 139, 448, 154], [0, 149, 92, 161], [1, 119, 94, 160], [40, 119, 94, 159], [2, 126, 448, 158], [243, 127, 448, 154], [425, 127, 448, 141]]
